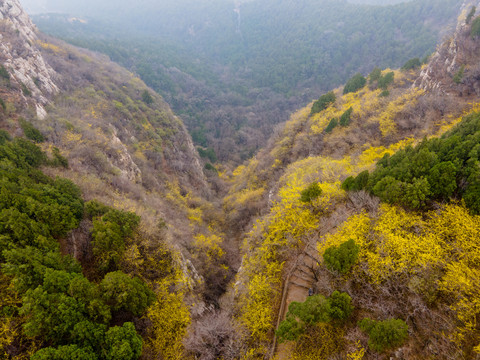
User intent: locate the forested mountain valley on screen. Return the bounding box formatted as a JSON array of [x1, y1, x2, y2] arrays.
[[29, 0, 463, 164], [2, 0, 480, 359]]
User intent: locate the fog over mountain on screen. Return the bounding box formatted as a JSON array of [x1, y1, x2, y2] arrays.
[[27, 0, 462, 164]]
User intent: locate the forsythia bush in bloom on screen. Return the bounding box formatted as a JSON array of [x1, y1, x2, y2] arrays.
[[318, 203, 480, 352]]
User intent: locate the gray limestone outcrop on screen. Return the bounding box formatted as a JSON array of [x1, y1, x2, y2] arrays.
[[0, 0, 57, 118]]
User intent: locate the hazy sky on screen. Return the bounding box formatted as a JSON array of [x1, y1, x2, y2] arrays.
[[20, 0, 410, 15]]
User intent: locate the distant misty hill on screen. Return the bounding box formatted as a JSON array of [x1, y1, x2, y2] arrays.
[[31, 0, 462, 163], [348, 0, 410, 4]]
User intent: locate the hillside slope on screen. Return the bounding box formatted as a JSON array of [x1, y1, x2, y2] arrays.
[[225, 2, 480, 359], [1, 0, 210, 244], [0, 1, 233, 358]]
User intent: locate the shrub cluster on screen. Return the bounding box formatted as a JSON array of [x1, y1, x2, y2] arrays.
[[359, 318, 408, 352], [401, 57, 421, 70], [300, 182, 322, 203], [276, 291, 353, 343], [323, 239, 360, 274], [471, 16, 480, 38], [325, 118, 338, 133], [85, 200, 140, 273], [342, 112, 480, 213], [343, 73, 366, 94], [311, 91, 336, 115], [0, 136, 152, 359], [339, 107, 353, 127], [19, 118, 45, 143]]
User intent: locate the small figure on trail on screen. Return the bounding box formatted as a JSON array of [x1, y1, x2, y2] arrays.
[[308, 288, 314, 296]]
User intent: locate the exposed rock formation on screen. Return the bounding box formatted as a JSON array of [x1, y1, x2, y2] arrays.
[[415, 0, 480, 96], [0, 0, 57, 118]]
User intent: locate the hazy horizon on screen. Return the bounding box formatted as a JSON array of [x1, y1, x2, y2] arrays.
[[20, 0, 412, 16]]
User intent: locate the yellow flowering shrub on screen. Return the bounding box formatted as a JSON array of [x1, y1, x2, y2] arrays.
[[319, 203, 480, 352], [146, 276, 191, 359]]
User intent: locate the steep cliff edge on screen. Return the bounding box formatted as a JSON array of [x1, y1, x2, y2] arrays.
[[415, 0, 480, 96], [0, 0, 57, 118]]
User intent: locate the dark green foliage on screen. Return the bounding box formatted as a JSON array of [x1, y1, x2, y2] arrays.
[[323, 239, 359, 274], [380, 90, 390, 97], [276, 292, 353, 343], [369, 67, 382, 83], [85, 200, 111, 218], [31, 322, 142, 360], [275, 315, 305, 342], [0, 129, 12, 145], [402, 177, 430, 209], [427, 161, 457, 199], [325, 118, 338, 133], [101, 209, 140, 239], [19, 118, 45, 143], [359, 318, 408, 352], [348, 112, 480, 212], [311, 91, 336, 115], [276, 295, 330, 343], [197, 146, 217, 163], [50, 147, 69, 168], [3, 247, 82, 293], [0, 97, 5, 110], [2, 137, 46, 167], [402, 57, 421, 70], [371, 176, 404, 203], [342, 171, 369, 191], [104, 323, 143, 360], [100, 271, 155, 316], [463, 181, 480, 214], [327, 291, 354, 321], [339, 107, 353, 127], [0, 65, 10, 80], [341, 176, 356, 191], [21, 279, 89, 339], [466, 6, 476, 24], [471, 16, 480, 38], [0, 135, 150, 359], [204, 162, 218, 172], [91, 219, 126, 272], [378, 72, 394, 90], [300, 182, 322, 203], [141, 90, 153, 104], [354, 170, 370, 190], [343, 74, 366, 94], [90, 206, 140, 272], [32, 345, 98, 360], [453, 65, 465, 84]]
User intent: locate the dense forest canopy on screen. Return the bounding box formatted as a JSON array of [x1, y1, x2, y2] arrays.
[[29, 0, 462, 163]]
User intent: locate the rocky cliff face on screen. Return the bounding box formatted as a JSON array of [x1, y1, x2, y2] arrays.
[[0, 0, 57, 118], [0, 0, 208, 196], [415, 0, 480, 96]]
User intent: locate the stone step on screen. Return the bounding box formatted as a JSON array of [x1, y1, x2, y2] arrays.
[[290, 281, 311, 290], [296, 264, 314, 276], [292, 272, 314, 282], [303, 256, 320, 269], [304, 249, 321, 261], [290, 275, 311, 289]]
